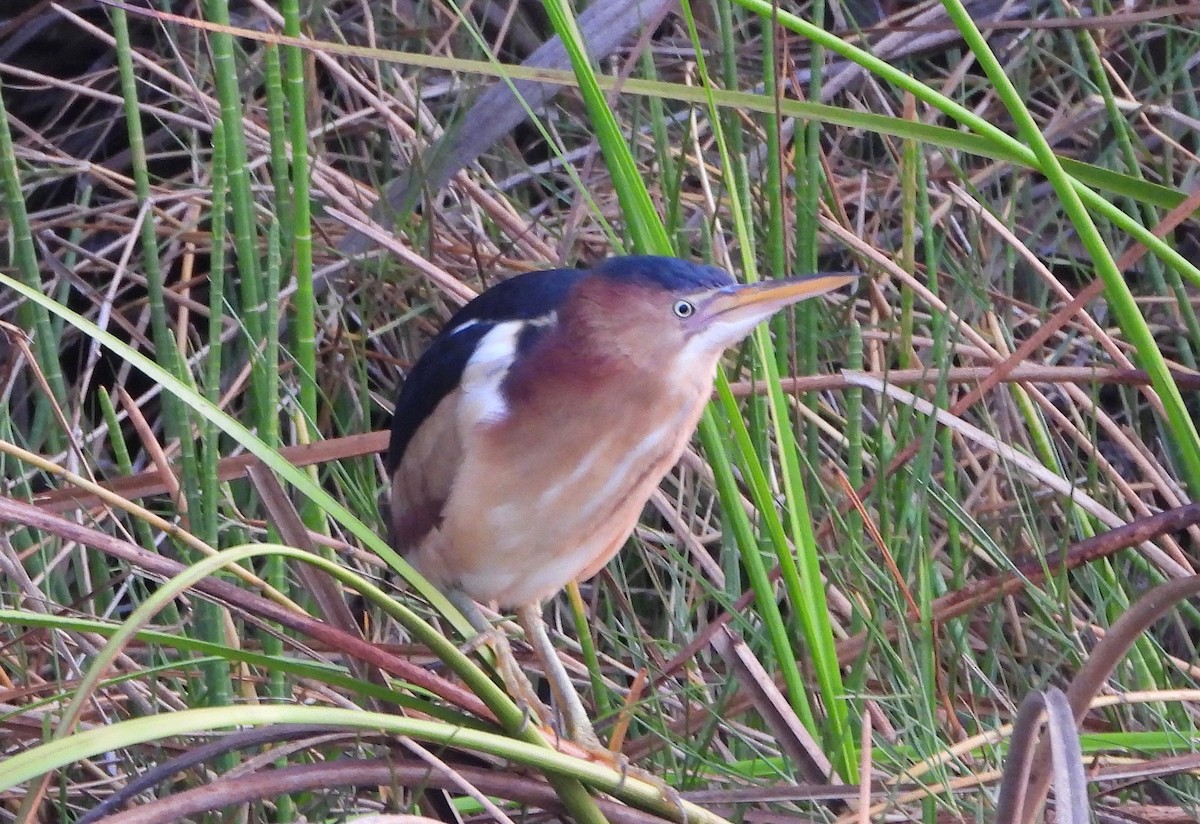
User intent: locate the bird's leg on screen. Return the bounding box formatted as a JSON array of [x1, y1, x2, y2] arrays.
[[445, 589, 552, 730], [513, 605, 687, 813], [452, 600, 685, 813], [515, 601, 603, 750]]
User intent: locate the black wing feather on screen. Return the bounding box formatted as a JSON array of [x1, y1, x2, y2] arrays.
[[441, 267, 584, 330], [386, 322, 489, 472], [386, 267, 586, 472]]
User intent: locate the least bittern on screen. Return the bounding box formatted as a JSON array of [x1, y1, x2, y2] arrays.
[[386, 255, 856, 744]]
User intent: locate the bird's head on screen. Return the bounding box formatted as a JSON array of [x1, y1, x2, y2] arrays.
[[555, 256, 858, 371]]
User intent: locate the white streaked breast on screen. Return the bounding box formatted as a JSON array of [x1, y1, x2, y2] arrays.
[[591, 421, 676, 503], [535, 437, 608, 508]]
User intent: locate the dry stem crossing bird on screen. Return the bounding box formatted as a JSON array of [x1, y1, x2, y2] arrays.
[[385, 255, 856, 744]]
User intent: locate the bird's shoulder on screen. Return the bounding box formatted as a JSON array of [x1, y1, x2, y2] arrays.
[[386, 267, 586, 472], [441, 267, 585, 331]]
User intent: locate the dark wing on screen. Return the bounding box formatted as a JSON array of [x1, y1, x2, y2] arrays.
[[385, 266, 585, 551], [387, 323, 490, 473], [386, 267, 585, 470], [440, 266, 585, 333], [387, 323, 489, 551]]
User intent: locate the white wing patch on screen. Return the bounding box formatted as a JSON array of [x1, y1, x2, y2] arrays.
[[457, 321, 524, 428]]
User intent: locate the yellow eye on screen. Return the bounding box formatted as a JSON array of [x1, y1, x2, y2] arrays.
[[673, 299, 695, 319]]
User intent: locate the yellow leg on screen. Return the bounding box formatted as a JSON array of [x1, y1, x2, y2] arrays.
[[511, 609, 686, 812], [516, 602, 602, 749], [446, 589, 552, 731], [448, 594, 683, 810]]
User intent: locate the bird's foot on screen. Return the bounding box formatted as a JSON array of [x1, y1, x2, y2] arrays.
[[490, 633, 556, 731], [560, 703, 603, 750], [447, 591, 558, 731], [620, 761, 687, 824], [558, 739, 686, 820]]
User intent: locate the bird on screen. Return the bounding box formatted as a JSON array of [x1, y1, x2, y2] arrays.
[[385, 255, 856, 745]]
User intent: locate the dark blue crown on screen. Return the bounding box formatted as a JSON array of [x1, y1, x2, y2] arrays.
[[592, 255, 733, 291]]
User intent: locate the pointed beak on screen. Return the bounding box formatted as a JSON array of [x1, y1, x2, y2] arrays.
[[702, 272, 859, 327]]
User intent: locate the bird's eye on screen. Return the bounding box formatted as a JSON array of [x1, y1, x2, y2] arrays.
[[672, 299, 696, 319]]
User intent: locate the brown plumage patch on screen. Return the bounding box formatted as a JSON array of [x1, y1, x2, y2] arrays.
[[389, 389, 464, 554], [503, 278, 669, 403]]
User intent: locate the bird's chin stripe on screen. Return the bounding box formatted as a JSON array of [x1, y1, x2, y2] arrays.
[[684, 315, 765, 360]]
